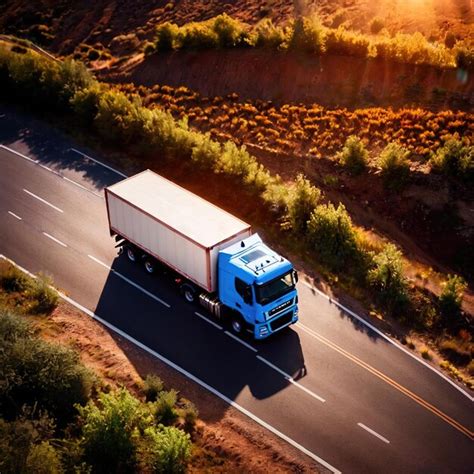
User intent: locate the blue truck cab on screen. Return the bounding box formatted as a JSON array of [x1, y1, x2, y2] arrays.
[[218, 234, 299, 339]]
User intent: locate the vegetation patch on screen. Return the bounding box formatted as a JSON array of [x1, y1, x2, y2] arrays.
[[148, 14, 468, 69]]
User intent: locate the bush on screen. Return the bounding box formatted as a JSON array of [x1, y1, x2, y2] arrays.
[[286, 174, 321, 233], [430, 138, 473, 180], [1, 264, 30, 292], [180, 400, 199, 432], [154, 390, 179, 426], [454, 41, 474, 70], [213, 14, 248, 47], [78, 389, 144, 472], [307, 203, 360, 271], [26, 441, 63, 474], [378, 142, 411, 189], [144, 374, 164, 402], [31, 273, 58, 314], [337, 135, 368, 175], [155, 22, 180, 51], [439, 339, 471, 366], [139, 425, 191, 474], [0, 310, 93, 421], [289, 16, 326, 54], [367, 243, 408, 313], [439, 274, 466, 321], [254, 19, 286, 48]]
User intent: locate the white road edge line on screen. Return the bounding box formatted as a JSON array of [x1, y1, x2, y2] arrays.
[[87, 254, 171, 308], [357, 423, 390, 444], [195, 311, 223, 330], [63, 176, 103, 198], [224, 331, 258, 352], [42, 232, 67, 248], [69, 148, 128, 178], [301, 280, 474, 402], [7, 211, 22, 220], [0, 254, 340, 474], [39, 163, 54, 173], [0, 144, 39, 163], [23, 188, 64, 213], [256, 355, 326, 404]]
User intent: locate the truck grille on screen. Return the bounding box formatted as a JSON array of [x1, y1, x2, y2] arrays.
[[270, 311, 294, 332], [268, 298, 293, 317]]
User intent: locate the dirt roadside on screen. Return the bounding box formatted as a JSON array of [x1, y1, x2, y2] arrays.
[[36, 298, 325, 473]]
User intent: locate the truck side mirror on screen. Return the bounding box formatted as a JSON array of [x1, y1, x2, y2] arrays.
[[294, 271, 298, 283]]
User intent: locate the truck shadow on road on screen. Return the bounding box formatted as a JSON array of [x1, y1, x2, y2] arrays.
[[93, 255, 308, 423], [0, 104, 124, 190]]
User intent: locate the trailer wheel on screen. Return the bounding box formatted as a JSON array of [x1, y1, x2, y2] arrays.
[[180, 283, 196, 303], [144, 260, 155, 274], [126, 247, 137, 262]]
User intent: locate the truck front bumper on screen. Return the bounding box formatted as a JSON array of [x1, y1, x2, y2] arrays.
[[254, 307, 299, 339]]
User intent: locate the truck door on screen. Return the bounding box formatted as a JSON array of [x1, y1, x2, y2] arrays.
[[234, 277, 254, 322]]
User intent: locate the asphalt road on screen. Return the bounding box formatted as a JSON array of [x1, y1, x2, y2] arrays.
[[1, 106, 473, 473]]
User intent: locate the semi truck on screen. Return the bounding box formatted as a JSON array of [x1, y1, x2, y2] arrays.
[[105, 170, 298, 339]]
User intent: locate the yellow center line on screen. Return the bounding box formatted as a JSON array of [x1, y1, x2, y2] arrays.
[[298, 323, 474, 441]]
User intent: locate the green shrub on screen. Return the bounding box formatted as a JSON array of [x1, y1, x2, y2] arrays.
[[289, 16, 326, 54], [307, 203, 360, 271], [154, 390, 179, 426], [367, 243, 408, 313], [430, 138, 473, 180], [337, 135, 368, 175], [155, 22, 180, 51], [26, 441, 63, 474], [179, 22, 218, 49], [180, 400, 199, 432], [213, 14, 248, 47], [143, 374, 164, 402], [286, 174, 322, 233], [31, 273, 58, 314], [325, 27, 371, 57], [378, 142, 411, 189], [439, 274, 466, 321], [0, 308, 32, 342], [439, 339, 471, 366], [254, 19, 286, 48], [78, 389, 144, 473], [454, 41, 474, 70], [0, 411, 56, 473], [139, 425, 191, 474], [0, 311, 93, 421], [1, 264, 30, 292], [421, 347, 432, 360], [143, 41, 156, 56]]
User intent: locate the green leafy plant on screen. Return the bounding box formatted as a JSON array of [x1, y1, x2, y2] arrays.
[[367, 243, 408, 313], [378, 142, 411, 189], [430, 138, 473, 180], [307, 203, 360, 271], [439, 274, 466, 322], [337, 135, 368, 175]]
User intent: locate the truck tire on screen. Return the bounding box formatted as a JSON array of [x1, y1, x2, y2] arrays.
[[126, 246, 137, 262], [230, 314, 243, 335], [180, 283, 197, 303], [144, 259, 155, 274]]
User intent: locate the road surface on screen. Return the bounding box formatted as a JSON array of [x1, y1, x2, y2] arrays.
[[0, 106, 473, 473]]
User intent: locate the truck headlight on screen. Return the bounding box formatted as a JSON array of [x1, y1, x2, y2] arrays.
[[259, 325, 269, 336]]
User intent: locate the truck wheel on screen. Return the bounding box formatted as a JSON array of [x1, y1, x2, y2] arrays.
[[180, 283, 196, 303], [144, 260, 155, 274], [230, 315, 243, 334], [126, 247, 137, 262]]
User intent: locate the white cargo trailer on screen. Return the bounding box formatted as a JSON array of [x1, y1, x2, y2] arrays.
[[105, 170, 252, 292]]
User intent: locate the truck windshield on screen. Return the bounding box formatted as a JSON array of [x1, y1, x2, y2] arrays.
[[255, 271, 295, 305]]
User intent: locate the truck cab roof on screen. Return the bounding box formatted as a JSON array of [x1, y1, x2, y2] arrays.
[[219, 234, 293, 283]]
